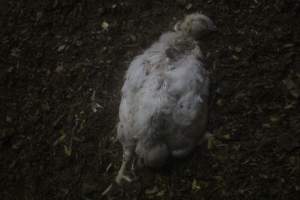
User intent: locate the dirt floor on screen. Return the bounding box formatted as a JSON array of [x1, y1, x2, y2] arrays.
[[1, 0, 300, 199]]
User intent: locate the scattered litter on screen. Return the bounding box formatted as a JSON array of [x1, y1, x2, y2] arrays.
[[64, 145, 72, 156], [91, 90, 104, 112], [145, 186, 159, 195], [53, 133, 66, 146], [105, 163, 112, 172], [192, 179, 201, 191]]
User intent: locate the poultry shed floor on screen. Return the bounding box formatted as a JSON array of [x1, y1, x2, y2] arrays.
[[1, 0, 299, 199]]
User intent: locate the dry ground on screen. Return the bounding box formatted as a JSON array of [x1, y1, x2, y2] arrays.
[[1, 0, 300, 199]]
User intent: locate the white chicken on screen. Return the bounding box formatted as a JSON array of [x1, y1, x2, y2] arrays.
[[115, 13, 216, 184]]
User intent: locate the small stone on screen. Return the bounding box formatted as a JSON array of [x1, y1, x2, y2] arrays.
[[223, 134, 231, 139], [75, 40, 82, 46], [232, 55, 239, 60], [156, 190, 165, 196], [216, 99, 223, 106], [6, 116, 12, 123], [186, 3, 193, 10], [102, 21, 109, 31], [97, 7, 105, 15], [234, 47, 242, 52], [55, 64, 64, 73], [7, 66, 14, 72], [57, 44, 66, 52], [10, 48, 21, 57], [130, 34, 137, 42], [36, 11, 43, 22], [270, 115, 280, 122]]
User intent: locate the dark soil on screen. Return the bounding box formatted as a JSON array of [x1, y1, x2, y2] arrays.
[[1, 0, 299, 199]]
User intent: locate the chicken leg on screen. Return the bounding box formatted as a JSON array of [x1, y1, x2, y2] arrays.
[[115, 148, 133, 184], [102, 148, 134, 196]]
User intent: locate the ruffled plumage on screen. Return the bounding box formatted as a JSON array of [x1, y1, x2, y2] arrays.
[[113, 13, 216, 185], [118, 30, 209, 167]]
